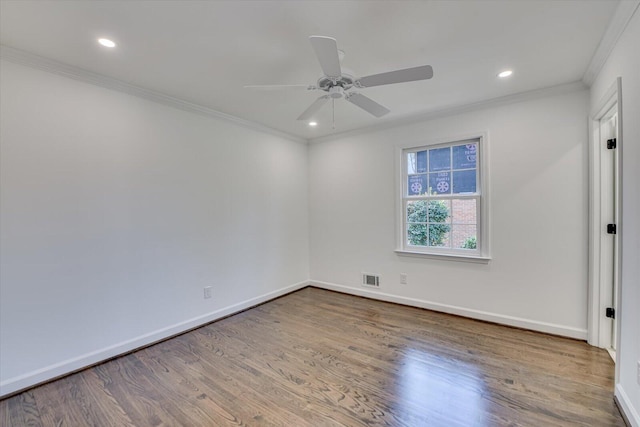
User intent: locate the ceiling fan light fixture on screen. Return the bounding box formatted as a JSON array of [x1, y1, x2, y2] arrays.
[[98, 38, 116, 48], [308, 121, 318, 127], [328, 86, 344, 99], [498, 70, 513, 78]]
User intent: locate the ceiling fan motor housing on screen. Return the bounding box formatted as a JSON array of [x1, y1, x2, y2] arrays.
[[317, 74, 355, 93]]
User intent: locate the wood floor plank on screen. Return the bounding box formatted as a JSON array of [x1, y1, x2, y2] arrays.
[[79, 369, 137, 427], [193, 323, 390, 426], [0, 287, 627, 426], [3, 391, 41, 427], [31, 375, 101, 427], [91, 354, 187, 426], [138, 335, 317, 426]]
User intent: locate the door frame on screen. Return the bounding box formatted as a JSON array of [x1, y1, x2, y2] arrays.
[[588, 77, 622, 373]]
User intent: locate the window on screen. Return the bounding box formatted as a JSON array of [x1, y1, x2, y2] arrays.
[[398, 136, 489, 261]]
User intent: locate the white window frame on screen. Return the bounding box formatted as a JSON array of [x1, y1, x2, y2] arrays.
[[395, 133, 491, 263]]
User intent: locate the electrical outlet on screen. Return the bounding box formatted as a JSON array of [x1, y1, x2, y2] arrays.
[[400, 273, 407, 284], [204, 286, 212, 299]]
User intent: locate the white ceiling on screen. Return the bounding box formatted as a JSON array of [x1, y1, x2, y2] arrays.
[[0, 0, 618, 140]]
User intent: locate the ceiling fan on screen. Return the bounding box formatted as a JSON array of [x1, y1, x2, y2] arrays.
[[245, 36, 434, 122]]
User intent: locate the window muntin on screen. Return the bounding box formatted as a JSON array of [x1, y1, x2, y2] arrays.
[[402, 139, 481, 255]]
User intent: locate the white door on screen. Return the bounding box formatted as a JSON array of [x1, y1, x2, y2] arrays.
[[599, 109, 619, 357]]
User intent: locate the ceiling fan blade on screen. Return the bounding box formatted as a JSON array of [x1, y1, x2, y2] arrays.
[[244, 84, 317, 91], [297, 95, 330, 120], [345, 92, 390, 118], [356, 65, 433, 88], [309, 36, 342, 78]]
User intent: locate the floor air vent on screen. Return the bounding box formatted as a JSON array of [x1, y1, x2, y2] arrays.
[[362, 273, 380, 287]]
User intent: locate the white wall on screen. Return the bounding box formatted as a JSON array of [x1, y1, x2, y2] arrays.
[[309, 88, 590, 338], [0, 59, 310, 396], [590, 6, 640, 426]]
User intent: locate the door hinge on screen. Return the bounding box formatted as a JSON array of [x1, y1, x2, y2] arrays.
[[607, 138, 617, 149], [607, 224, 617, 234], [605, 307, 615, 319]]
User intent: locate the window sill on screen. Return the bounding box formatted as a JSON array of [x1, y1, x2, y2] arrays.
[[394, 249, 491, 264]]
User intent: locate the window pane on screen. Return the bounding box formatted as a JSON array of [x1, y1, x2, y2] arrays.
[[407, 152, 417, 174], [427, 200, 451, 223], [408, 151, 427, 175], [428, 224, 450, 247], [408, 174, 427, 196], [452, 225, 477, 249], [429, 171, 451, 194], [417, 150, 427, 173], [452, 199, 477, 224], [453, 170, 476, 194], [429, 147, 450, 171], [407, 200, 429, 223], [407, 223, 428, 246], [453, 143, 477, 169]]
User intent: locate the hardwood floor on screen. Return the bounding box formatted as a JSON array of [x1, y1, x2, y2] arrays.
[[1, 287, 626, 426]]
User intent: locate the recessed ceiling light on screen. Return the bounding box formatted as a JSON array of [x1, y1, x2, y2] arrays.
[[308, 121, 318, 127], [98, 38, 116, 48], [498, 70, 513, 78]]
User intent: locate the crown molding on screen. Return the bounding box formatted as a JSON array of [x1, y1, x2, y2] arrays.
[[0, 45, 307, 145], [582, 0, 640, 86], [310, 80, 587, 144]]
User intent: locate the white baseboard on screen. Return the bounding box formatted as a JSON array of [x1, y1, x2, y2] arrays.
[[0, 280, 310, 398], [616, 384, 640, 427], [310, 280, 588, 340]]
